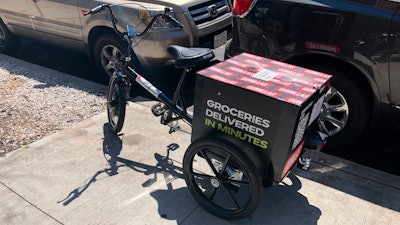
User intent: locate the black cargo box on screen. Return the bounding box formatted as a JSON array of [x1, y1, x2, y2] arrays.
[[192, 53, 331, 182]]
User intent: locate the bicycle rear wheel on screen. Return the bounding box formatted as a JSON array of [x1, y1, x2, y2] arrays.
[[183, 138, 262, 220], [107, 78, 127, 134]]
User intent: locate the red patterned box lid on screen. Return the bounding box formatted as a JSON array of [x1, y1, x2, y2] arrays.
[[197, 52, 332, 106]]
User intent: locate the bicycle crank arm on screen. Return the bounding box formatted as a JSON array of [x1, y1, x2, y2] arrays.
[[134, 74, 192, 124]]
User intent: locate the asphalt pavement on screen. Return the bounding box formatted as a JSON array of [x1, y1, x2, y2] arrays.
[[1, 55, 400, 224]]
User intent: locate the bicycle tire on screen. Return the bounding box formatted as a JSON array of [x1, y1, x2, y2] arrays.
[[107, 78, 127, 134], [183, 138, 262, 220]]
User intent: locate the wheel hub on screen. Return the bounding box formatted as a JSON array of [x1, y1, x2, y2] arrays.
[[111, 57, 118, 64], [210, 177, 220, 188]]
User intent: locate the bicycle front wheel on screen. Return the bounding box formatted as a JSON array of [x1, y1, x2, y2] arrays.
[[107, 78, 127, 134]]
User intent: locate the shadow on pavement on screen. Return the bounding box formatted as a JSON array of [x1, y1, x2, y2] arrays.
[[251, 173, 321, 225], [0, 53, 105, 95], [57, 123, 183, 206], [57, 123, 320, 224], [150, 173, 321, 224], [15, 39, 99, 83], [325, 128, 400, 176], [294, 160, 400, 213]]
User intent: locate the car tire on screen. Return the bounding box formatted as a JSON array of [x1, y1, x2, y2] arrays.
[[310, 66, 370, 150], [93, 33, 142, 82], [0, 19, 21, 55]]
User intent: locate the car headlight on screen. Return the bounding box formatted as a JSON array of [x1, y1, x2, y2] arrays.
[[138, 7, 180, 28]]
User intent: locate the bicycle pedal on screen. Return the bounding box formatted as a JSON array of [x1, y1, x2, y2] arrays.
[[151, 102, 167, 116], [167, 143, 179, 151]]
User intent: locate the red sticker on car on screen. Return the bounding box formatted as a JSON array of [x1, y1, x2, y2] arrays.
[[305, 41, 340, 54]]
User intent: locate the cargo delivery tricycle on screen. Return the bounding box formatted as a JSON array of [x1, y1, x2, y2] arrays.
[[85, 4, 330, 220]]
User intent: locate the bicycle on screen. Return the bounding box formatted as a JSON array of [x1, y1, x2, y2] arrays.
[[85, 4, 212, 134], [85, 4, 328, 220]]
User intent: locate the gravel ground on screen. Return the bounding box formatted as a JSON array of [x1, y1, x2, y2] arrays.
[[0, 57, 107, 157]]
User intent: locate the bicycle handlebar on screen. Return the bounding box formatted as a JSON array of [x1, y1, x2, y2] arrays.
[[83, 4, 108, 16], [84, 4, 183, 38]]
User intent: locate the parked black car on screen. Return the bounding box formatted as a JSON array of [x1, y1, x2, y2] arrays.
[[226, 0, 400, 150]]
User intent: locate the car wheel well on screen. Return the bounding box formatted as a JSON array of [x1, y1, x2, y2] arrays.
[[87, 26, 115, 60]]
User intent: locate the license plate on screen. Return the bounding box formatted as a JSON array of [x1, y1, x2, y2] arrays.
[[213, 30, 227, 48]]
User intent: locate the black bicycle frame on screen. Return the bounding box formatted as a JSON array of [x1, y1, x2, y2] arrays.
[[116, 61, 193, 125], [93, 4, 191, 125]]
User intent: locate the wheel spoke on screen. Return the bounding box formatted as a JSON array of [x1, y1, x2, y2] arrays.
[[112, 47, 120, 58], [103, 49, 112, 61], [105, 62, 115, 71], [327, 103, 348, 113], [326, 115, 345, 129], [192, 171, 214, 180], [224, 179, 250, 187], [325, 87, 338, 101], [220, 155, 231, 175], [199, 149, 219, 176], [221, 183, 240, 210], [319, 121, 329, 134], [208, 187, 217, 200]]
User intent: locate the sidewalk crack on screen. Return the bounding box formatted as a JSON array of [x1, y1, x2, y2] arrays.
[[0, 181, 64, 225]]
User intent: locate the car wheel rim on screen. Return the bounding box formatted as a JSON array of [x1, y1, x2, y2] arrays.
[[101, 44, 122, 77], [318, 86, 349, 136]]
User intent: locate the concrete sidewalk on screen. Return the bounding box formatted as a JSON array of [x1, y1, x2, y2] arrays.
[[1, 99, 399, 225], [1, 53, 399, 224]]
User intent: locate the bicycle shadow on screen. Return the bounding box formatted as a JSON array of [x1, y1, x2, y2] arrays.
[[57, 123, 184, 206], [58, 124, 320, 224], [149, 171, 321, 224], [248, 173, 321, 224]]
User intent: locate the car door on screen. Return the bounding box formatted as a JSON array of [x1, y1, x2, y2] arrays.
[[0, 0, 32, 33], [27, 0, 82, 41]]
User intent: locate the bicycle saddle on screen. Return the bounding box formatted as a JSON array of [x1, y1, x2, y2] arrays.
[[167, 45, 215, 68]]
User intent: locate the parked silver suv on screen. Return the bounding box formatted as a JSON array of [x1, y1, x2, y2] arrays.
[[0, 0, 232, 79]]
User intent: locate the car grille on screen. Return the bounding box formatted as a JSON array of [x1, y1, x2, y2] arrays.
[[189, 0, 231, 27]]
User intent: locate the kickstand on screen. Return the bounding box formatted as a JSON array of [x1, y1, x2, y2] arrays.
[[168, 121, 181, 134]]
